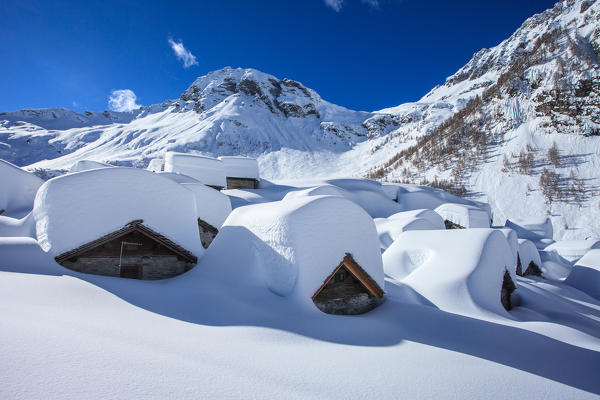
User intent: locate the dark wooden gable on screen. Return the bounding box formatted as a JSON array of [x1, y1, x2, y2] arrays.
[[312, 254, 384, 301], [55, 220, 197, 264]]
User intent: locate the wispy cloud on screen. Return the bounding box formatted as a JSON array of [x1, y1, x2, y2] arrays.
[[324, 0, 343, 12], [361, 0, 379, 8], [324, 0, 381, 11], [168, 38, 198, 68], [108, 89, 141, 112]]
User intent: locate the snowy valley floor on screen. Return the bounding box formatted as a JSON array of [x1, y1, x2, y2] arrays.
[[1, 237, 599, 399]]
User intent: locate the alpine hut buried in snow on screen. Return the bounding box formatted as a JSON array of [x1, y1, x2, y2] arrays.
[[218, 156, 260, 190], [33, 167, 205, 280], [55, 220, 197, 279], [217, 194, 386, 315], [164, 152, 227, 190], [312, 253, 384, 315]]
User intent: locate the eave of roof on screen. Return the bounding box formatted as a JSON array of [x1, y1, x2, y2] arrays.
[[312, 253, 384, 300], [55, 219, 197, 264]]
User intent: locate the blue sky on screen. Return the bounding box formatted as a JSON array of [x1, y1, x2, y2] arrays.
[[1, 0, 557, 113]]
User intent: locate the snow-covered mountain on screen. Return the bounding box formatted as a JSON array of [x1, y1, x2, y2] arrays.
[[364, 0, 600, 240], [0, 67, 371, 172], [1, 0, 599, 239]]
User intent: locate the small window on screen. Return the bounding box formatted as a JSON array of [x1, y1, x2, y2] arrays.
[[335, 271, 345, 282]]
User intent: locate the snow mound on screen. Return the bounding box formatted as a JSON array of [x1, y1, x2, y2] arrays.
[[381, 184, 400, 201], [497, 228, 519, 270], [506, 217, 553, 241], [543, 240, 600, 263], [180, 183, 232, 229], [0, 213, 36, 238], [384, 229, 515, 315], [218, 156, 259, 179], [0, 159, 44, 218], [375, 209, 445, 250], [283, 182, 402, 218], [283, 184, 349, 200], [539, 250, 573, 281], [565, 249, 600, 300], [435, 203, 491, 228], [146, 158, 164, 172], [69, 160, 114, 173], [396, 185, 492, 217], [164, 152, 226, 188], [158, 172, 202, 184], [33, 167, 204, 258], [517, 239, 542, 275], [216, 195, 383, 311]]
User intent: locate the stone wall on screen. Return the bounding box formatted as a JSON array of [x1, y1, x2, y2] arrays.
[[226, 177, 258, 190], [60, 255, 191, 280], [314, 293, 383, 315]]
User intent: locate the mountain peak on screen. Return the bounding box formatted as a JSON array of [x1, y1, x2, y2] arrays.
[[179, 66, 322, 117]]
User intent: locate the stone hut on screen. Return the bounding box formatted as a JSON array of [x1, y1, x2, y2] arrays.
[[33, 167, 205, 279], [218, 156, 260, 190], [435, 203, 491, 229], [217, 194, 385, 315], [312, 254, 384, 315], [56, 220, 197, 279]]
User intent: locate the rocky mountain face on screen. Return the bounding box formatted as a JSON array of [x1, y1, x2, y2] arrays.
[[367, 0, 600, 183], [363, 0, 600, 239]]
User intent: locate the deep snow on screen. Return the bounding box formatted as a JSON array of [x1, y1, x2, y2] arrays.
[[1, 177, 600, 399]]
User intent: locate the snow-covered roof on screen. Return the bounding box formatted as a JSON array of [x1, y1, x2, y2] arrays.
[[381, 184, 400, 201], [164, 152, 226, 188], [158, 172, 202, 184], [375, 209, 445, 250], [69, 160, 114, 173], [397, 185, 492, 218], [517, 238, 541, 273], [434, 203, 491, 228], [497, 228, 518, 269], [543, 240, 600, 263], [505, 217, 553, 241], [283, 182, 402, 218], [218, 156, 259, 179], [146, 158, 164, 173], [33, 167, 204, 259], [383, 229, 515, 315], [565, 249, 600, 300], [179, 183, 231, 229], [217, 195, 384, 311], [0, 159, 44, 218]]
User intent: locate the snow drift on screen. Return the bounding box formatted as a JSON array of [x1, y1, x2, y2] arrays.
[[0, 159, 44, 218], [383, 229, 516, 314], [375, 209, 445, 250], [565, 249, 600, 300]]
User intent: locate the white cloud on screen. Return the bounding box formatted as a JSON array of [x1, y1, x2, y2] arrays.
[[108, 89, 141, 112], [168, 38, 199, 68], [324, 0, 343, 12]]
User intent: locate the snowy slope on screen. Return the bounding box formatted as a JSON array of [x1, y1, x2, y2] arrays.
[[365, 0, 600, 240]]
